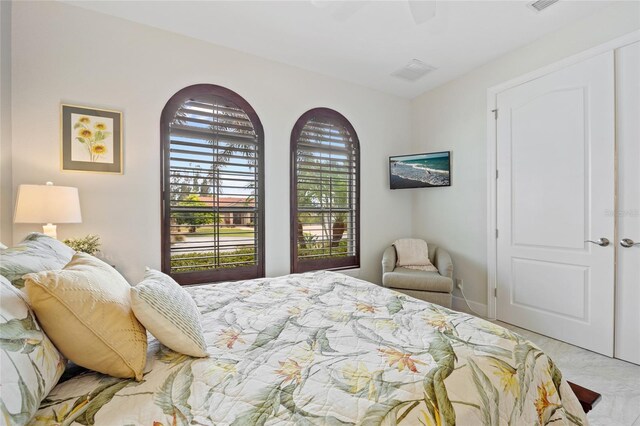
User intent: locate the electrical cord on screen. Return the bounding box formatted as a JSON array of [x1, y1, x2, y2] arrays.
[[459, 283, 491, 320]]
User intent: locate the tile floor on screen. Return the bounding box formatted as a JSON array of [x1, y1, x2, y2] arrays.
[[497, 321, 640, 426]]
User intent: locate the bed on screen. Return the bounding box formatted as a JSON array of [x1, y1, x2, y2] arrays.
[[29, 271, 587, 425]]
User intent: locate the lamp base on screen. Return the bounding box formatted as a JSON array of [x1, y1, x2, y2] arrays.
[[42, 223, 57, 239]]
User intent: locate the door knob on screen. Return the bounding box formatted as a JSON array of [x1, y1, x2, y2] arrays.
[[620, 238, 639, 248], [585, 238, 610, 247]]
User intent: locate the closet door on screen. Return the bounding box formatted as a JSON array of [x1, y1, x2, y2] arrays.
[[615, 41, 640, 365], [496, 52, 616, 356]]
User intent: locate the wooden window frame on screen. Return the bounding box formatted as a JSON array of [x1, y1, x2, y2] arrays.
[[161, 84, 265, 285], [290, 108, 360, 273]]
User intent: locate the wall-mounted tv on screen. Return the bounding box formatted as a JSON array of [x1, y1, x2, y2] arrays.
[[389, 151, 451, 189]]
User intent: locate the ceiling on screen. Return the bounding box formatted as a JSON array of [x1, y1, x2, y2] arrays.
[[62, 0, 614, 98]]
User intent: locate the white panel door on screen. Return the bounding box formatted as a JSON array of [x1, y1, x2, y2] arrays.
[[496, 52, 615, 356], [615, 41, 640, 365]]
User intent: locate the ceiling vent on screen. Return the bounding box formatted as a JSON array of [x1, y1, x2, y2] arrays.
[[528, 0, 560, 12], [391, 59, 436, 82]]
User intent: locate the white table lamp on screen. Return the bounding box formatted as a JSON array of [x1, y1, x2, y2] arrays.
[[14, 182, 82, 239]]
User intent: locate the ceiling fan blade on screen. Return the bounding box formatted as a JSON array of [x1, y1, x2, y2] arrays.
[[408, 1, 436, 25]]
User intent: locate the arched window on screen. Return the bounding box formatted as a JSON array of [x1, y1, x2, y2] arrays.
[[161, 84, 264, 284], [290, 108, 360, 273]]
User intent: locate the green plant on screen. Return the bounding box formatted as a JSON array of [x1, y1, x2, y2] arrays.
[[296, 158, 351, 248], [194, 227, 255, 237], [298, 239, 348, 259], [64, 234, 101, 256], [171, 247, 256, 272], [301, 232, 319, 248], [174, 194, 220, 233]]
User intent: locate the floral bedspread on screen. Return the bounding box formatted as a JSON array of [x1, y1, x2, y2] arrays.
[[31, 271, 587, 425]]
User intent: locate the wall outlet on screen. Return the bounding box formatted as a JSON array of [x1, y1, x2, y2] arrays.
[[455, 278, 463, 289]]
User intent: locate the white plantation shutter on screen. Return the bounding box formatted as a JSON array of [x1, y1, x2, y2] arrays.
[[291, 108, 360, 272], [161, 85, 265, 285]]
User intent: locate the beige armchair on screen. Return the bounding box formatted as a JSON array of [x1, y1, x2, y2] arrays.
[[382, 243, 453, 308]]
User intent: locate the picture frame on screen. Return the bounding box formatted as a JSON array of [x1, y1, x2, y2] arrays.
[[61, 104, 123, 174], [389, 151, 451, 189]]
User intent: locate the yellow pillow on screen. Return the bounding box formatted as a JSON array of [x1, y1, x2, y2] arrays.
[[24, 253, 147, 380]]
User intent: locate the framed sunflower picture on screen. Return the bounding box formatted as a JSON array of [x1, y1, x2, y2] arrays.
[[61, 104, 123, 173]]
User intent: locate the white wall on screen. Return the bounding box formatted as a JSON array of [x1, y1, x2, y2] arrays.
[[10, 1, 413, 284], [410, 1, 640, 311], [0, 0, 11, 244]]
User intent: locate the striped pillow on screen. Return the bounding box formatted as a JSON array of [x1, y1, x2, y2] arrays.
[[131, 269, 207, 357]]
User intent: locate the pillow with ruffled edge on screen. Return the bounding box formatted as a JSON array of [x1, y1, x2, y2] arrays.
[[0, 275, 66, 424], [0, 233, 75, 289], [131, 268, 208, 358]]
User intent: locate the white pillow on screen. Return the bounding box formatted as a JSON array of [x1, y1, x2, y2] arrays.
[[393, 238, 430, 266], [131, 269, 208, 358], [0, 276, 65, 424], [0, 242, 7, 249], [392, 238, 438, 271]]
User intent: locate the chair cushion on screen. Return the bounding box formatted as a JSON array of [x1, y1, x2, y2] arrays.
[[382, 267, 453, 293]]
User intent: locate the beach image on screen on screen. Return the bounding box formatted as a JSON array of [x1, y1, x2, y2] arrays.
[[390, 152, 450, 189]]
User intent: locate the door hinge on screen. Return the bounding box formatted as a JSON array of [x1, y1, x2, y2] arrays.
[[494, 288, 497, 297], [496, 229, 499, 238], [496, 170, 499, 179], [492, 109, 498, 119]]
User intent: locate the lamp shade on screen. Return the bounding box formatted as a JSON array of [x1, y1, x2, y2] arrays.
[[14, 183, 82, 224]]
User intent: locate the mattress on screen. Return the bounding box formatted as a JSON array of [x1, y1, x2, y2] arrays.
[[31, 271, 587, 425]]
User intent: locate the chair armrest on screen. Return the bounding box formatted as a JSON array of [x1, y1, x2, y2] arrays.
[[382, 246, 396, 275], [434, 247, 453, 279]]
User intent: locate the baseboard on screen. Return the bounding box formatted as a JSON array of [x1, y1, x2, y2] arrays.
[[338, 268, 361, 279], [452, 295, 488, 317]]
